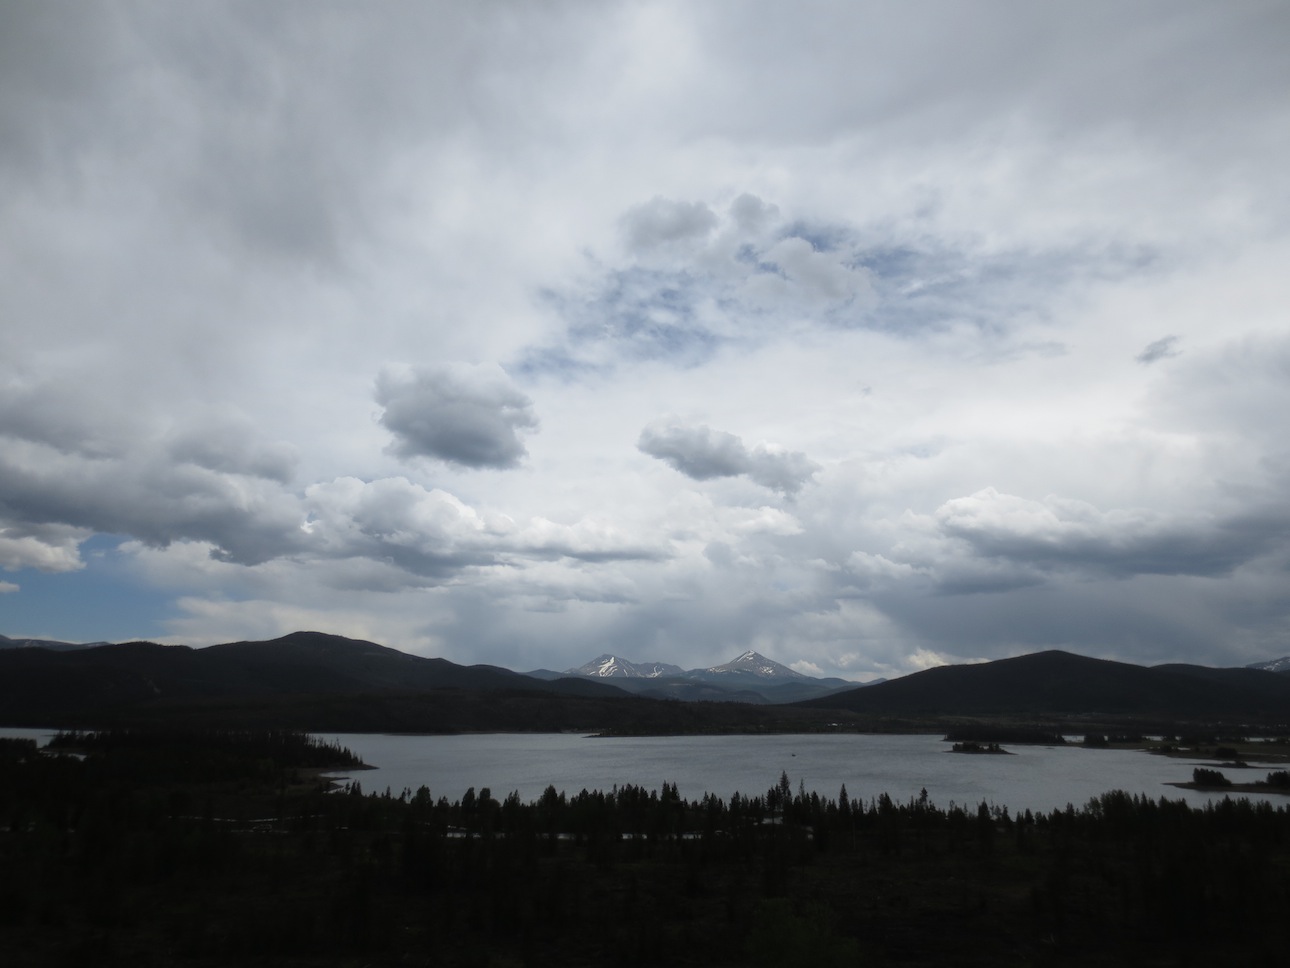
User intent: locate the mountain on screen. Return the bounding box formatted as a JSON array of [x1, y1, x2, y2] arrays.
[[1247, 657, 1290, 675], [0, 634, 101, 651], [558, 648, 865, 703], [568, 654, 686, 679], [0, 631, 628, 726], [703, 650, 807, 680], [800, 650, 1290, 725], [0, 630, 849, 734], [9, 632, 1290, 733]]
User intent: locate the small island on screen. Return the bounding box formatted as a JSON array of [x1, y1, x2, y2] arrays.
[[1170, 767, 1290, 794], [950, 740, 1011, 754]]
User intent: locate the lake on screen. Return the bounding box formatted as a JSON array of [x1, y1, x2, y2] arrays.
[[7, 727, 1284, 814], [314, 731, 1286, 814]]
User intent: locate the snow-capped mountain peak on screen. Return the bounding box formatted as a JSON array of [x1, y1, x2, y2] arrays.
[[1248, 656, 1290, 674], [704, 650, 807, 680], [567, 654, 684, 678]]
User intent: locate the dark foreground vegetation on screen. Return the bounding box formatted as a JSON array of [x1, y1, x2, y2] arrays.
[[4, 730, 1290, 966]]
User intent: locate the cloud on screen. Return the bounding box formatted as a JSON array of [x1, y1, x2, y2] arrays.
[[1136, 335, 1181, 364], [621, 196, 718, 250], [301, 476, 667, 582], [0, 438, 307, 567], [302, 476, 502, 578], [0, 580, 18, 594], [167, 417, 299, 483], [376, 364, 539, 469], [1, 3, 1288, 676], [527, 191, 1152, 380], [1147, 333, 1290, 448], [0, 523, 89, 573], [933, 487, 1286, 580], [638, 419, 820, 495], [743, 236, 875, 308]]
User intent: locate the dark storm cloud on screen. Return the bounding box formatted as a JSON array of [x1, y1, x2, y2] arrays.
[[867, 573, 1240, 668], [638, 420, 819, 495], [376, 364, 539, 469], [0, 443, 306, 566], [0, 380, 133, 459], [1136, 335, 1181, 364], [0, 2, 125, 177], [167, 420, 299, 484], [0, 387, 303, 565], [933, 488, 1289, 581]]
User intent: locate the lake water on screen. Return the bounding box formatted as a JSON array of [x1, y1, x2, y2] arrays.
[[7, 727, 1285, 814], [315, 732, 1288, 814]]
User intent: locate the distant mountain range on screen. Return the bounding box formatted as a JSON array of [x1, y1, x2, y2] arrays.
[[567, 655, 686, 679], [1247, 656, 1290, 674], [0, 634, 102, 652], [0, 631, 635, 730], [530, 649, 873, 704], [3, 631, 1290, 732]]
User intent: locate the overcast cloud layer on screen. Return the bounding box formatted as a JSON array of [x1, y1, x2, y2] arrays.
[[2, 1, 1288, 679]]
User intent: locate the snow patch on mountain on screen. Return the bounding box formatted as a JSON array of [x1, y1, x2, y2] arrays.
[[705, 650, 808, 680], [568, 654, 684, 679], [1247, 657, 1290, 674]]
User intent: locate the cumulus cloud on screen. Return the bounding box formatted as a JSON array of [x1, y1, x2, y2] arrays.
[[0, 580, 18, 594], [0, 438, 307, 567], [376, 363, 538, 469], [300, 476, 667, 581], [1136, 335, 1181, 364], [638, 420, 820, 495], [303, 476, 501, 578], [0, 523, 89, 573], [729, 193, 780, 235], [621, 196, 718, 250]]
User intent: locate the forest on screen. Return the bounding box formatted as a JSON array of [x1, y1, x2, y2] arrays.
[[3, 728, 1288, 966]]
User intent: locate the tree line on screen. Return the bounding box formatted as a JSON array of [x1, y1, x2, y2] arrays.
[[4, 728, 1289, 966]]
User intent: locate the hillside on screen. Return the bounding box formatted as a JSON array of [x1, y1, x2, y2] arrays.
[[0, 631, 838, 734], [6, 635, 1290, 733], [0, 633, 99, 651], [0, 631, 626, 726], [801, 650, 1290, 726]]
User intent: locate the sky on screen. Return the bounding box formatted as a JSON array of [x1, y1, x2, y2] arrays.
[[2, 1, 1289, 680]]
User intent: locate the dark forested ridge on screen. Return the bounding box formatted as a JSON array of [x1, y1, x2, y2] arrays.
[[800, 649, 1290, 728], [4, 727, 1289, 966], [5, 633, 1290, 733], [0, 631, 837, 734], [0, 631, 639, 728]]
